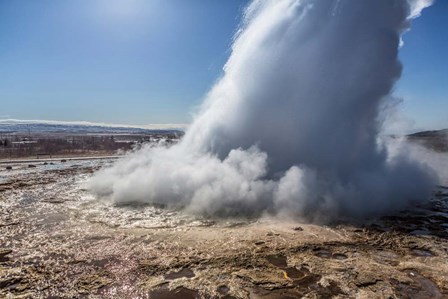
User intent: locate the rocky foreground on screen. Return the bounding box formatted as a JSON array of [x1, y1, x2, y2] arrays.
[[1, 160, 447, 298]]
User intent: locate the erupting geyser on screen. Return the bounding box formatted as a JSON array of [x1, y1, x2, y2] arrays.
[[89, 0, 438, 222]]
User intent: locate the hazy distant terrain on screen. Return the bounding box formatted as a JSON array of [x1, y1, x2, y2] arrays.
[[407, 129, 448, 152], [0, 121, 183, 160]]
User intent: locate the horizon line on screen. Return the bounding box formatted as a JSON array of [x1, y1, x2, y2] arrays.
[[0, 118, 189, 131]]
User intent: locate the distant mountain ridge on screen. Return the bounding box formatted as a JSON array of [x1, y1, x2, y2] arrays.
[[0, 120, 185, 134]]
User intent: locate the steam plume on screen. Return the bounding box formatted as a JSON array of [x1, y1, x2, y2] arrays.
[[89, 0, 437, 222]]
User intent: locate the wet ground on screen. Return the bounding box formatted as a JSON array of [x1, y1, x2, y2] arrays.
[[1, 160, 448, 298]]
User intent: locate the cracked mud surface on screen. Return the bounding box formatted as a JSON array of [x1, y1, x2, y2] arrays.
[[1, 160, 448, 298]]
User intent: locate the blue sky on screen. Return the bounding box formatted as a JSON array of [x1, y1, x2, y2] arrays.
[[397, 0, 448, 131], [0, 0, 446, 130]]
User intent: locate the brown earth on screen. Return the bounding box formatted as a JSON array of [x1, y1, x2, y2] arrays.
[[1, 160, 447, 298]]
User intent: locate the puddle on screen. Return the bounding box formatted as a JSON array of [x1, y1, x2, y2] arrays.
[[91, 258, 116, 268], [314, 249, 347, 260], [0, 249, 12, 262], [284, 267, 305, 280], [249, 287, 303, 299], [249, 270, 326, 298], [149, 286, 201, 299], [410, 249, 434, 257], [332, 253, 348, 260], [393, 270, 444, 299], [164, 268, 195, 280], [314, 249, 332, 259], [410, 229, 431, 236], [293, 272, 322, 288], [217, 285, 230, 294], [310, 280, 344, 297], [266, 254, 287, 268]]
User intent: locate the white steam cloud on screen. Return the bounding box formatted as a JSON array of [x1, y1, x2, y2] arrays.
[[89, 0, 437, 222]]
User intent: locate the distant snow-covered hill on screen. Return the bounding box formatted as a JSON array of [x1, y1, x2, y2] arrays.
[[0, 120, 185, 134]]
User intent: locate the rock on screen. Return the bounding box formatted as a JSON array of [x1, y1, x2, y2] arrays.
[[5, 166, 12, 170], [61, 159, 67, 163], [293, 227, 304, 231], [28, 164, 36, 168]]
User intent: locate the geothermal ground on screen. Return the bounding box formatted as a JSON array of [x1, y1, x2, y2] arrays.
[[1, 159, 448, 299]]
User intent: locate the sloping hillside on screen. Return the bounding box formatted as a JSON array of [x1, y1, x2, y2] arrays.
[[407, 129, 448, 152]]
